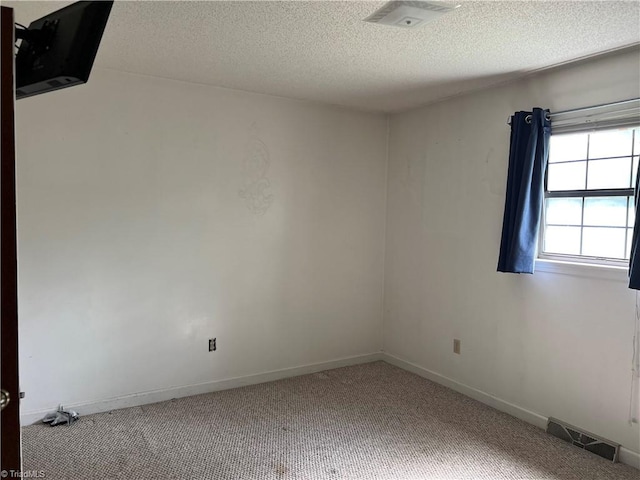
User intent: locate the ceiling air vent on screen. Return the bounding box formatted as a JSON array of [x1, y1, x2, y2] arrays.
[[364, 1, 460, 28]]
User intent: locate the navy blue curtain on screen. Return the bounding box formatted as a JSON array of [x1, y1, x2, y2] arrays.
[[629, 166, 640, 289], [497, 108, 551, 274]]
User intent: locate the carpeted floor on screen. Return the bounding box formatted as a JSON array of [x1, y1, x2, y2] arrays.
[[22, 361, 638, 479]]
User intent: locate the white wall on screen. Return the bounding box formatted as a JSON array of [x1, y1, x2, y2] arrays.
[[15, 41, 640, 460], [384, 47, 640, 454], [16, 69, 387, 416]]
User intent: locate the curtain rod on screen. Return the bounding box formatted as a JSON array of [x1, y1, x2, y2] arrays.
[[551, 98, 639, 118], [506, 98, 640, 125]]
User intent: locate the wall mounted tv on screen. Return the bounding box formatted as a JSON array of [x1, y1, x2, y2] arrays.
[[15, 1, 113, 100]]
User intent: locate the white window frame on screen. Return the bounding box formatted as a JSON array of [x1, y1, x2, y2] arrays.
[[537, 183, 634, 269], [536, 99, 640, 271]]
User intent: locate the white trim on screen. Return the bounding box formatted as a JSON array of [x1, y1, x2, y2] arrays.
[[382, 352, 640, 469], [20, 351, 640, 470], [538, 252, 629, 269], [619, 447, 640, 469], [535, 258, 628, 282], [382, 353, 548, 429], [549, 98, 640, 134], [20, 352, 383, 426]]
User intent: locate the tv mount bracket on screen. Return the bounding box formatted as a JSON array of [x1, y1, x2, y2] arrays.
[[15, 19, 59, 57]]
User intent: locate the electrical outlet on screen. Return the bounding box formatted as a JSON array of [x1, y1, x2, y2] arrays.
[[209, 338, 216, 352], [453, 338, 461, 354]]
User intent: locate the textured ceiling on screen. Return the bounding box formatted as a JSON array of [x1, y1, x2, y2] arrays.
[[6, 0, 640, 112]]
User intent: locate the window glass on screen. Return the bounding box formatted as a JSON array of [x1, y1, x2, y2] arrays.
[[583, 197, 627, 227], [545, 197, 582, 225], [586, 157, 632, 189], [542, 125, 638, 263], [544, 226, 581, 255], [582, 227, 626, 259], [547, 162, 586, 191], [549, 133, 588, 163], [588, 129, 634, 159]]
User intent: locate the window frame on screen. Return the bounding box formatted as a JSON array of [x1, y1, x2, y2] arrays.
[[538, 128, 637, 268]]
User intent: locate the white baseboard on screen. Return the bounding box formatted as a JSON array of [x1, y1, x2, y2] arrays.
[[619, 447, 640, 469], [20, 350, 639, 470], [20, 352, 383, 426], [382, 352, 640, 470]]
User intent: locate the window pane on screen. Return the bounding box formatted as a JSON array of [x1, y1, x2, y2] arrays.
[[627, 228, 633, 259], [549, 133, 588, 163], [582, 227, 626, 259], [633, 156, 639, 185], [588, 128, 634, 159], [586, 157, 632, 189], [635, 130, 640, 156], [544, 226, 581, 255], [628, 197, 635, 227], [547, 161, 586, 191], [583, 197, 627, 227], [545, 197, 582, 225]]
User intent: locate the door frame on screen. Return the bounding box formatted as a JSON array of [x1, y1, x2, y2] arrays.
[[1, 5, 22, 474]]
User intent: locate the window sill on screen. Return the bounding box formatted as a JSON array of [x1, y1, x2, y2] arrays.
[[534, 258, 628, 282]]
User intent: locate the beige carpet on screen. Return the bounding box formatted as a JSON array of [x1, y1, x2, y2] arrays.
[[23, 361, 638, 479]]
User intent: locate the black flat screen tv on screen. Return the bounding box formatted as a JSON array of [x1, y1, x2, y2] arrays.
[[15, 1, 113, 99]]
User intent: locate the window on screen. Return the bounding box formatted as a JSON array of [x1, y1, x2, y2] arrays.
[[541, 126, 640, 265]]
